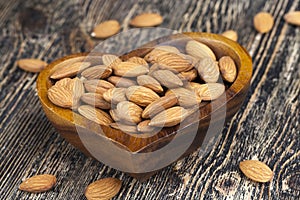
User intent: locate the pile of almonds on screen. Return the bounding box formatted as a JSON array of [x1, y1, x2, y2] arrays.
[[47, 40, 237, 134]]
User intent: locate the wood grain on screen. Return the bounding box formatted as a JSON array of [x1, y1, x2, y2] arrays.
[[0, 0, 299, 199]]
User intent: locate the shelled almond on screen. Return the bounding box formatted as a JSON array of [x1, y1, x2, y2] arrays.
[[47, 39, 238, 135]]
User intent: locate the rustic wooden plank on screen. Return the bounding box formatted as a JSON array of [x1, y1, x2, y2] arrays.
[[0, 0, 299, 199]]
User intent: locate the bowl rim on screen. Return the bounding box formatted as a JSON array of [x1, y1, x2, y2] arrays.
[[37, 32, 252, 153]]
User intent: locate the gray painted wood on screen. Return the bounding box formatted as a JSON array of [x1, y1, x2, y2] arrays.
[[0, 0, 299, 199]]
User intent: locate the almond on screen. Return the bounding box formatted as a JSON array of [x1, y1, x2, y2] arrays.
[[253, 12, 274, 33], [130, 13, 163, 27], [185, 40, 216, 61], [102, 54, 122, 68], [195, 83, 225, 101], [81, 93, 111, 109], [148, 63, 161, 75], [78, 105, 113, 126], [113, 61, 149, 77], [110, 123, 138, 134], [17, 58, 47, 73], [219, 56, 237, 82], [50, 62, 91, 79], [127, 56, 148, 65], [196, 57, 220, 83], [284, 11, 300, 26], [166, 87, 201, 107], [126, 86, 160, 107], [109, 109, 121, 122], [84, 79, 114, 95], [221, 30, 238, 41], [116, 101, 143, 124], [152, 70, 183, 88], [19, 174, 56, 193], [48, 77, 84, 109], [149, 106, 188, 127], [145, 49, 193, 72], [137, 120, 159, 133], [155, 45, 180, 54], [103, 88, 127, 104], [91, 20, 121, 39], [85, 178, 121, 200], [142, 94, 178, 118], [178, 68, 198, 81], [81, 65, 112, 79], [107, 76, 137, 88], [137, 75, 164, 93], [239, 160, 273, 183]]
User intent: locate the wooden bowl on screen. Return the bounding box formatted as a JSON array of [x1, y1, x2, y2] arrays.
[[37, 32, 252, 180]]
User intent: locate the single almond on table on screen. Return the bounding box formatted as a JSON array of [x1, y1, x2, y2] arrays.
[[48, 77, 84, 109], [130, 13, 163, 27], [142, 94, 178, 118], [186, 40, 216, 61], [91, 20, 120, 39], [85, 178, 121, 200], [152, 70, 183, 88], [221, 30, 238, 41], [81, 93, 111, 109], [219, 56, 237, 82], [116, 101, 143, 124], [149, 106, 188, 127], [50, 62, 91, 79], [137, 75, 164, 93], [103, 88, 127, 104], [195, 83, 225, 101], [196, 57, 220, 83], [125, 86, 160, 107], [19, 174, 56, 193], [81, 65, 112, 79], [253, 12, 274, 33], [78, 105, 113, 126], [113, 61, 149, 77], [17, 58, 47, 73], [107, 76, 137, 88], [239, 160, 273, 183], [284, 11, 300, 26]]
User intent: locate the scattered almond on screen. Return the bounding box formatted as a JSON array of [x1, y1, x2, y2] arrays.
[[85, 178, 121, 200], [219, 56, 237, 82], [91, 20, 120, 39], [78, 105, 113, 126], [253, 12, 274, 33], [17, 58, 47, 73], [284, 11, 300, 26], [19, 174, 56, 193], [130, 13, 163, 27], [239, 160, 273, 183], [221, 30, 238, 41]]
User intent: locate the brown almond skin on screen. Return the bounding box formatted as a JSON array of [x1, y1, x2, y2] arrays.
[[116, 101, 143, 124], [130, 13, 163, 27], [19, 174, 56, 193], [239, 160, 273, 183], [107, 76, 137, 88], [219, 56, 237, 82], [152, 70, 183, 88], [17, 58, 47, 73], [78, 105, 113, 126], [85, 178, 122, 200], [91, 20, 120, 39], [81, 65, 112, 79], [142, 94, 178, 118], [137, 75, 164, 93], [126, 86, 160, 107]]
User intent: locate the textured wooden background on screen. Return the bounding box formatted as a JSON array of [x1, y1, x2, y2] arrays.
[[0, 0, 299, 199]]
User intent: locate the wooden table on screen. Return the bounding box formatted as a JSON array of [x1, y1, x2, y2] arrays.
[[1, 0, 299, 199]]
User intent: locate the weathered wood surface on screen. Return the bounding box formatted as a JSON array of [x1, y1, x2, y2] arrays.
[[0, 0, 299, 199]]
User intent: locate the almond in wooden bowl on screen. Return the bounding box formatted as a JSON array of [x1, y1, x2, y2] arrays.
[[36, 32, 252, 180]]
